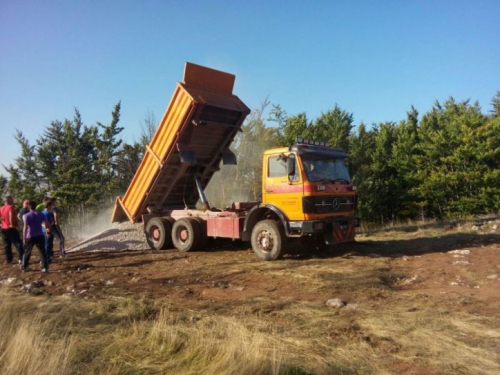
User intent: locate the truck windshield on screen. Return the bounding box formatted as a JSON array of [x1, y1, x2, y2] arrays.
[[302, 156, 351, 183]]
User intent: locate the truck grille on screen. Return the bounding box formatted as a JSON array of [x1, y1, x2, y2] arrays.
[[302, 195, 355, 214]]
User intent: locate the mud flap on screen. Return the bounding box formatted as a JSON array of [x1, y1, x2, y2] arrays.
[[324, 219, 357, 245]]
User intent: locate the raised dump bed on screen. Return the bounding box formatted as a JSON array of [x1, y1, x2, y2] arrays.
[[112, 62, 250, 223]]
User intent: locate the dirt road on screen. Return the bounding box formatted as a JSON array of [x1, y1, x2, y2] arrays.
[[2, 219, 499, 314]]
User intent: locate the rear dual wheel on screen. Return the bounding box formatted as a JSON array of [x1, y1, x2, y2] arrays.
[[145, 217, 174, 250], [172, 218, 204, 252]]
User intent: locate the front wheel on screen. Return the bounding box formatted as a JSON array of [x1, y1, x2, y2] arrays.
[[250, 220, 287, 261]]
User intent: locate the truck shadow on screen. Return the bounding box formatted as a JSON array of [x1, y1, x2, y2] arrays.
[[286, 232, 500, 260]]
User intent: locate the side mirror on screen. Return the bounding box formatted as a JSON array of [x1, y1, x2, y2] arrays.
[[287, 157, 295, 176]]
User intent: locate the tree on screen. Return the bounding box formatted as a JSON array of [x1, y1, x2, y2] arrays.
[[389, 106, 420, 219], [305, 104, 354, 152], [140, 108, 158, 146], [413, 98, 493, 218], [490, 91, 500, 118], [0, 175, 7, 199], [116, 142, 144, 193], [4, 131, 44, 203], [94, 102, 124, 200]]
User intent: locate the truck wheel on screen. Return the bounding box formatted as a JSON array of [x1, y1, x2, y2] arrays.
[[251, 220, 287, 261], [145, 217, 173, 250], [172, 218, 202, 252], [191, 217, 209, 250]]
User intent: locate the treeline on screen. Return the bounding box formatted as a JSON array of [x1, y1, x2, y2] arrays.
[[2, 93, 499, 233], [206, 92, 500, 223], [0, 102, 147, 235]]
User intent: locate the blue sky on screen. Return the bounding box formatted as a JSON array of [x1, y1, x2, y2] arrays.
[[1, 0, 499, 175]]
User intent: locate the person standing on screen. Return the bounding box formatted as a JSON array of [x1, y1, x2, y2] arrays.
[[22, 201, 50, 273], [1, 195, 24, 264], [18, 200, 30, 236], [50, 197, 66, 257], [42, 200, 56, 261], [36, 197, 50, 212]]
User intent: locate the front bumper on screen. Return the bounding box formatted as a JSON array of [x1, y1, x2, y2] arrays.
[[290, 217, 360, 244]]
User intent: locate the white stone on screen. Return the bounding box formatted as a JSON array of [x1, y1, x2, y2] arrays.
[[487, 274, 498, 280], [448, 249, 470, 255], [325, 298, 345, 308], [453, 260, 470, 265]]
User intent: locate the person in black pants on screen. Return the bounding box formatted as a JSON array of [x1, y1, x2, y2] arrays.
[[22, 201, 51, 273], [1, 195, 24, 264], [49, 198, 66, 257]]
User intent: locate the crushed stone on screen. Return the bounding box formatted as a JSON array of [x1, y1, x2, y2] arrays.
[[68, 221, 148, 253]]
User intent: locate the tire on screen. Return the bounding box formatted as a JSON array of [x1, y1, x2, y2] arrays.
[[250, 220, 287, 261], [191, 217, 209, 250], [145, 217, 173, 250], [171, 218, 202, 252]]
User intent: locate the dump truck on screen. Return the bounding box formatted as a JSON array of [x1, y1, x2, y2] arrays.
[[112, 62, 359, 260]]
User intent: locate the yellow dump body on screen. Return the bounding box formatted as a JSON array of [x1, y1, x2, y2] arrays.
[[112, 63, 250, 223]]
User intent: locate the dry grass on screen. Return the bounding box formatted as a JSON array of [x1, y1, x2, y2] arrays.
[[1, 286, 499, 375], [1, 219, 500, 374]]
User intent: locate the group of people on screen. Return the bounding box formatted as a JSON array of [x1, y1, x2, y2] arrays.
[[0, 195, 66, 273]]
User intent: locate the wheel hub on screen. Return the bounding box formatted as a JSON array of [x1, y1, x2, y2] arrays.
[[257, 231, 273, 252], [180, 228, 189, 242], [151, 227, 160, 242]]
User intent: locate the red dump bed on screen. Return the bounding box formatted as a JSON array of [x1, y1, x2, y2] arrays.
[[112, 63, 250, 223]]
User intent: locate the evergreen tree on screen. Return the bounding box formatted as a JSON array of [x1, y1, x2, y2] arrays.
[[94, 102, 124, 200], [0, 175, 8, 200], [348, 123, 376, 220], [490, 91, 500, 118], [390, 106, 420, 219], [305, 104, 353, 152], [4, 131, 44, 203], [116, 142, 144, 193]]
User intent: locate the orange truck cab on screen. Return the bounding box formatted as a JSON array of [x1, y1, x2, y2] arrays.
[[241, 140, 359, 259], [112, 62, 359, 261]]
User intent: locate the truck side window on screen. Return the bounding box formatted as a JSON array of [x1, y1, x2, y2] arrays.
[[268, 155, 299, 182]]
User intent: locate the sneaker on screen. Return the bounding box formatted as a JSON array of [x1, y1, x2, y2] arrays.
[[41, 268, 48, 273], [21, 267, 26, 273], [18, 259, 22, 264]]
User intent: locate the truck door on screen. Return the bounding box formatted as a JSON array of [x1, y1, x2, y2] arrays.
[[262, 153, 304, 221]]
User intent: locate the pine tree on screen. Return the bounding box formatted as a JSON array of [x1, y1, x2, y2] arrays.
[[4, 131, 44, 203], [305, 104, 353, 152]]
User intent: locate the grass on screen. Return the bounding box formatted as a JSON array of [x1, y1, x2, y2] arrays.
[[1, 287, 499, 374], [1, 218, 499, 374]]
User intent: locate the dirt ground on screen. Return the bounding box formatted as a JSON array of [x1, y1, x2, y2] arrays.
[[1, 219, 499, 314]]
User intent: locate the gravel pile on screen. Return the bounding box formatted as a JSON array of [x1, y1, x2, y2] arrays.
[[68, 221, 149, 253]]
